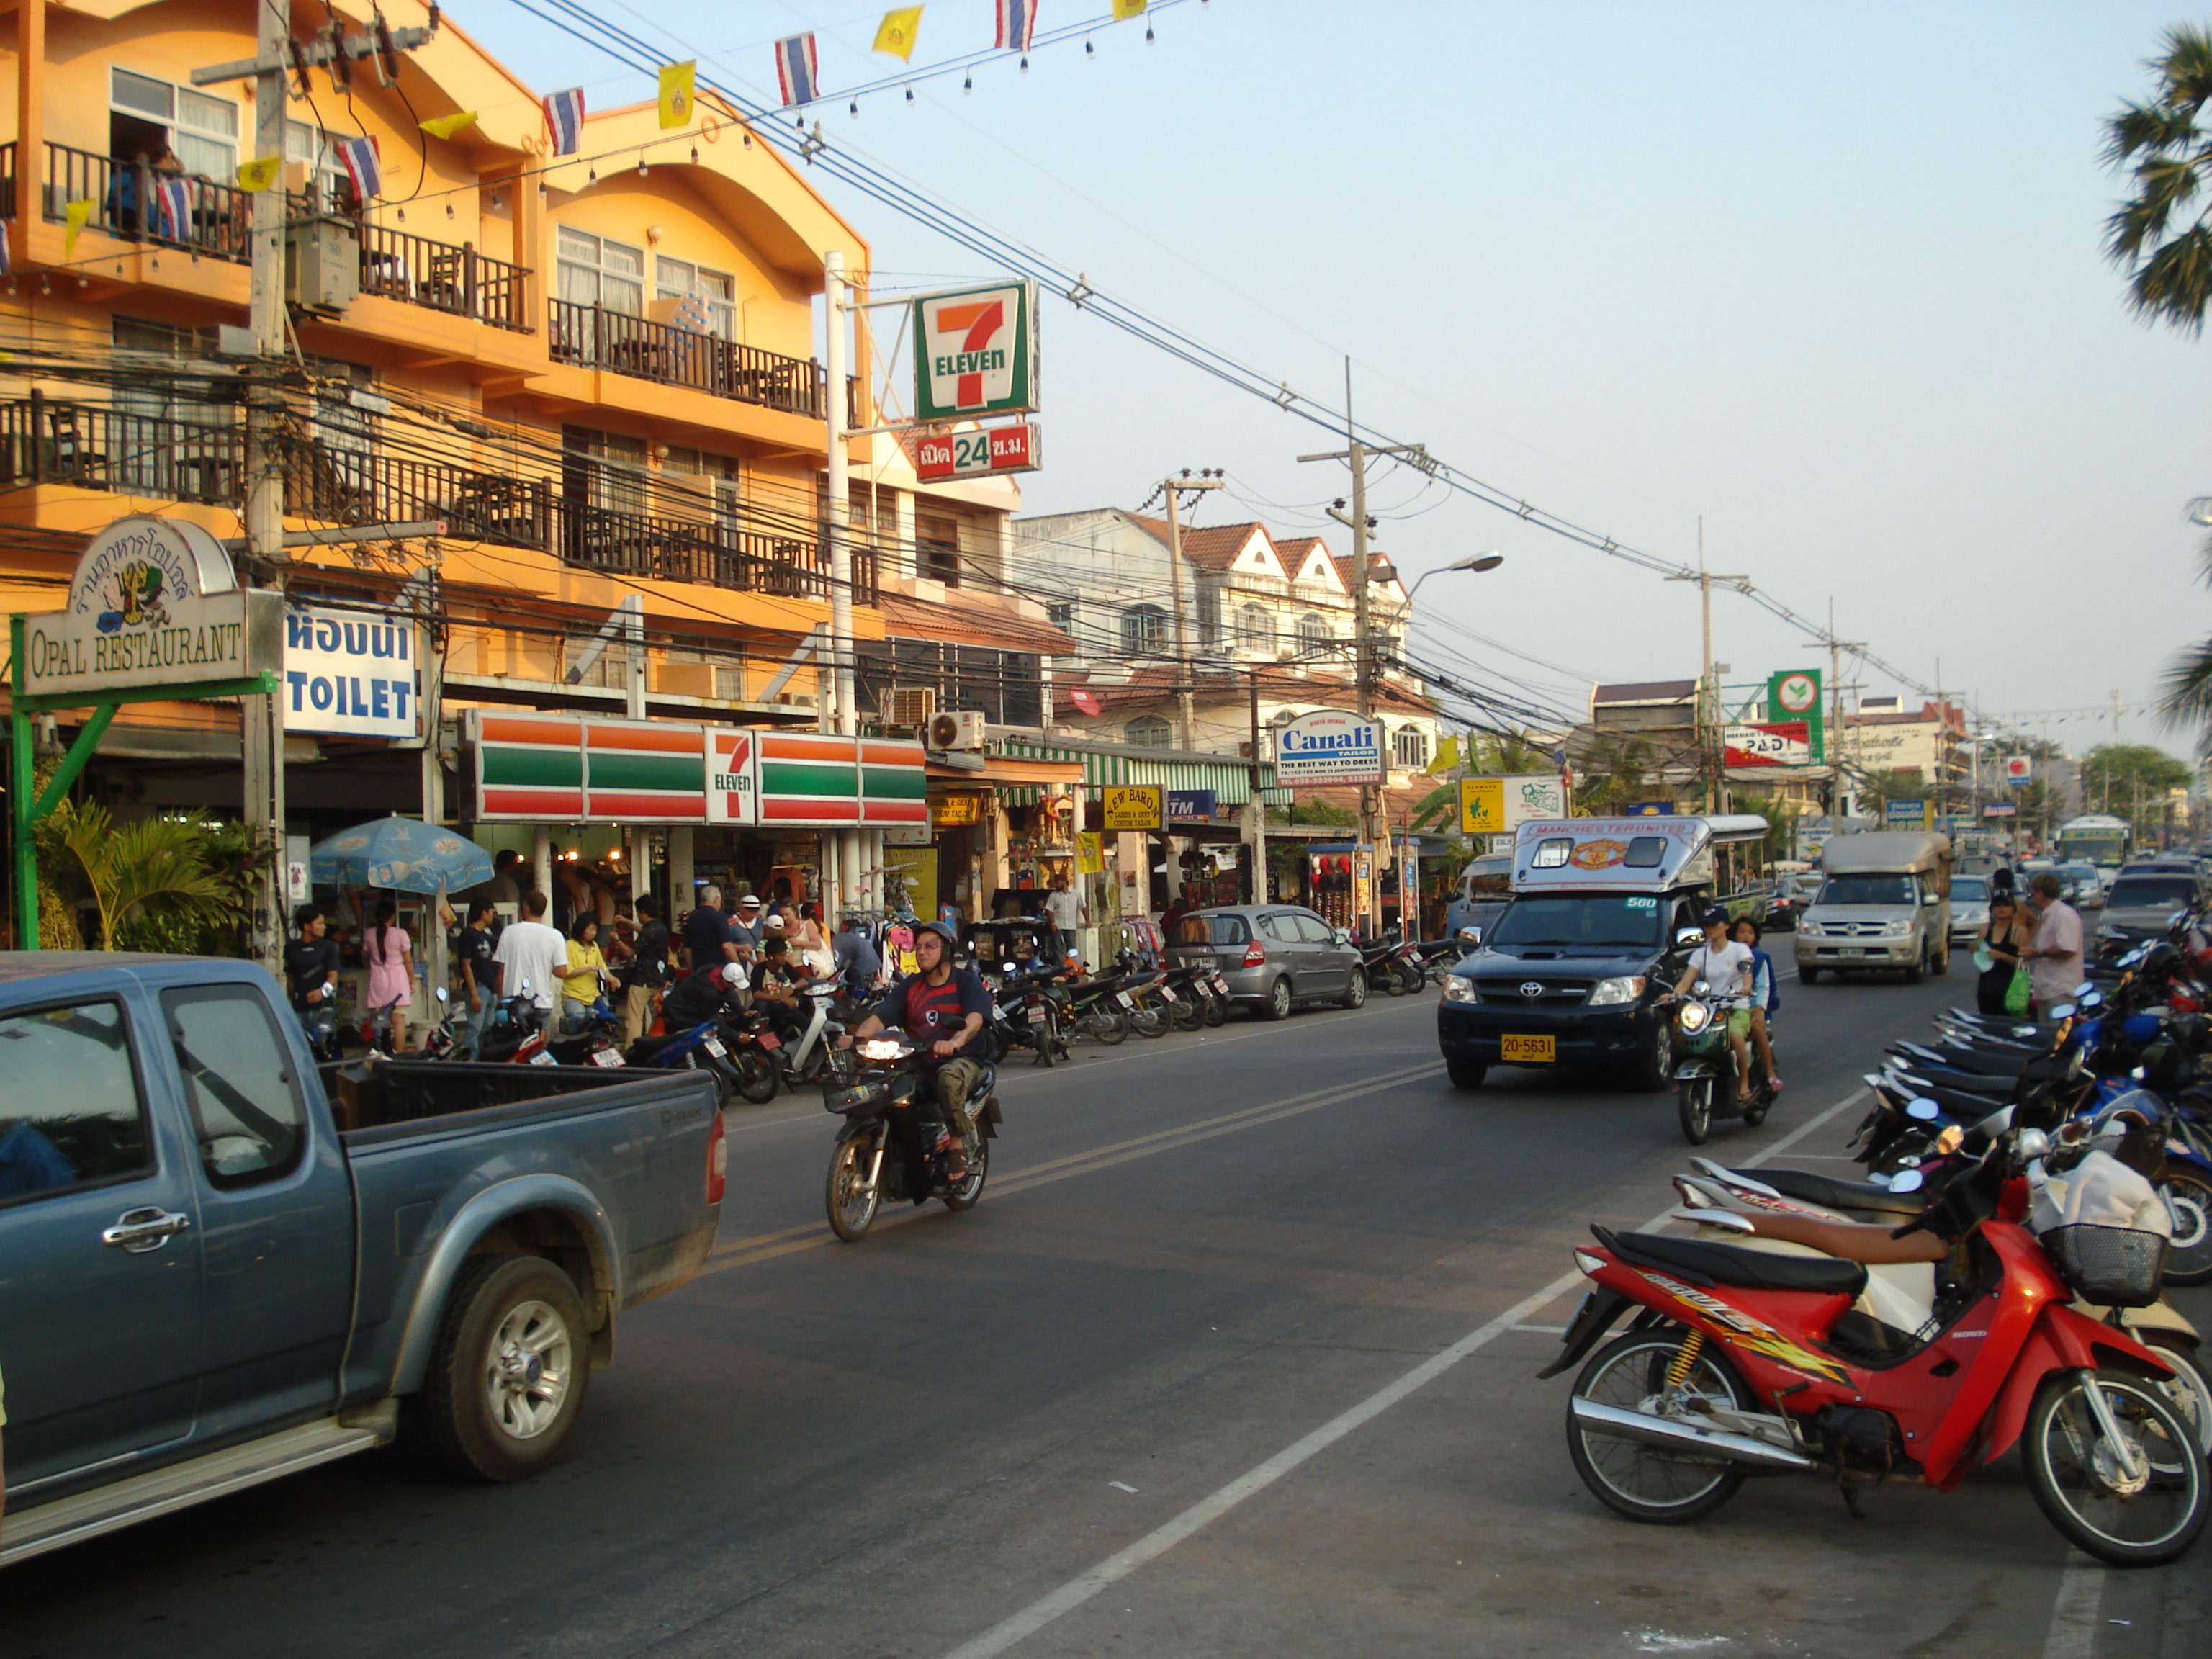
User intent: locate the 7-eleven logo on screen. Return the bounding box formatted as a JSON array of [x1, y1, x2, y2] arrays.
[[710, 731, 755, 824], [917, 283, 1030, 416]]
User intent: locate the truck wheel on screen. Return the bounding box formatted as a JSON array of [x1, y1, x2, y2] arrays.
[[1799, 966, 1820, 985], [418, 1254, 590, 1483], [1447, 1054, 1486, 1090], [1633, 1022, 1673, 1094], [1905, 945, 1925, 986], [1931, 944, 1950, 976]]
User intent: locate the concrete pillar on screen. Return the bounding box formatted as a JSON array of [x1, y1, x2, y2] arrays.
[[668, 824, 695, 912], [531, 825, 552, 908]]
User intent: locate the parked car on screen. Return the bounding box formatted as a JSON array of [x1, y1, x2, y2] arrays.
[[1948, 873, 1991, 947], [2054, 860, 2104, 909], [0, 952, 725, 1568], [1164, 905, 1368, 1020], [2098, 870, 2208, 950]]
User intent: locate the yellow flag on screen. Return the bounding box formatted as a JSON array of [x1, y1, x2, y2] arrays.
[[873, 6, 924, 60], [235, 155, 282, 193], [418, 110, 480, 141], [1424, 735, 1461, 777], [658, 60, 696, 130], [63, 199, 92, 258], [1111, 0, 1147, 17]]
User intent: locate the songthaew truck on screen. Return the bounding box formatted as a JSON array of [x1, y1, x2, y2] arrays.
[[1434, 814, 1771, 1092], [1792, 831, 1953, 984]]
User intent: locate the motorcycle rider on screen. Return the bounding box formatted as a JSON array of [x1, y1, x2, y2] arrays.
[[661, 961, 750, 1032], [1673, 905, 1757, 1106], [837, 920, 990, 1179]]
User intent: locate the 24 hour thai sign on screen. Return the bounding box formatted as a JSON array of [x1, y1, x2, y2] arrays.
[[913, 281, 1037, 421]]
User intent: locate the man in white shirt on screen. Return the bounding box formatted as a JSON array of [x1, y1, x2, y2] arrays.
[[1044, 874, 1086, 963], [493, 890, 567, 1012], [1673, 904, 1756, 1104]]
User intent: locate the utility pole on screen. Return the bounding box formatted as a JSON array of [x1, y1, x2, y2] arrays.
[[194, 10, 437, 971], [1246, 665, 1264, 903], [1665, 520, 1745, 818], [1298, 366, 1429, 940], [1826, 615, 1863, 824], [823, 248, 855, 920], [1157, 470, 1222, 752]]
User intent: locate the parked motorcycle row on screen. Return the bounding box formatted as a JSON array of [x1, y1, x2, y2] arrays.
[[1542, 931, 2212, 1568]]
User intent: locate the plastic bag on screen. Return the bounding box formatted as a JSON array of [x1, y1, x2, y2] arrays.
[[2004, 963, 2032, 1015]]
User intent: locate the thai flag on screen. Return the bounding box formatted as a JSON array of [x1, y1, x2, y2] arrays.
[[543, 86, 586, 156], [997, 0, 1040, 52], [336, 135, 382, 202], [153, 176, 194, 240], [774, 33, 819, 105]]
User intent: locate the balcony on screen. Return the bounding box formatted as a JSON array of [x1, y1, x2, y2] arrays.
[[0, 397, 876, 606], [347, 214, 531, 333], [31, 140, 251, 264], [548, 300, 828, 420]]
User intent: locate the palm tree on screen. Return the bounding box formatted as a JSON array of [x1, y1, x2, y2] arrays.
[[2104, 24, 2212, 332], [58, 805, 238, 951]]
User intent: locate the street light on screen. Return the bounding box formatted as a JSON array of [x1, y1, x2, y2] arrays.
[[1394, 551, 1506, 611]]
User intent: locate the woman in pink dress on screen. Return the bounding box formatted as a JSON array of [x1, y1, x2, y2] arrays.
[[363, 899, 413, 1051]]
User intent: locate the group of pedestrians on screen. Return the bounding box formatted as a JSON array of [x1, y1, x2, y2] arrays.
[[1972, 863, 2085, 1019]]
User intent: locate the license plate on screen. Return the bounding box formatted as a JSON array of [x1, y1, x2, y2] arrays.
[[1117, 992, 1134, 1008], [590, 1047, 625, 1067], [991, 1004, 1006, 1020], [756, 1032, 780, 1051], [1210, 974, 1226, 992], [1159, 986, 1177, 1003], [528, 1050, 557, 1066], [1026, 1007, 1045, 1025], [703, 1036, 727, 1057], [1501, 1034, 1555, 1064]]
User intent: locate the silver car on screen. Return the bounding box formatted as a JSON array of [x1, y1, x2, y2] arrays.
[[1164, 905, 1368, 1020], [1949, 874, 1992, 947]]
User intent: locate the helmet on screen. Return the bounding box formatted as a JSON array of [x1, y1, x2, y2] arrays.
[[2141, 941, 2183, 979], [914, 920, 959, 953]]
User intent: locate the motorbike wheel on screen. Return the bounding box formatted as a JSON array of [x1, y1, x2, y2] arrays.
[[1677, 1076, 1714, 1145], [980, 1023, 1011, 1066], [1374, 960, 1403, 997], [1087, 1006, 1130, 1046], [2022, 1369, 2208, 1567], [2159, 1172, 2212, 1286], [2140, 1336, 2212, 1457], [1171, 994, 1204, 1032], [1200, 989, 1227, 1028], [734, 1048, 780, 1105], [1131, 1000, 1171, 1039], [1033, 1007, 1060, 1067], [941, 1128, 990, 1212], [1395, 960, 1425, 997], [1567, 1328, 1748, 1524], [826, 1137, 881, 1243]]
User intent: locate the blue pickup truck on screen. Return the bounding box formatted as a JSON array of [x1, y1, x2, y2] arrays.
[[0, 953, 725, 1567]]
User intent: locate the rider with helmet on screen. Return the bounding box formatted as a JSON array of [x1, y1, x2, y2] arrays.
[[837, 920, 991, 1177]]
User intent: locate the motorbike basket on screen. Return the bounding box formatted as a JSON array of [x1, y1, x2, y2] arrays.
[[2039, 1223, 2170, 1308], [825, 1079, 893, 1115]]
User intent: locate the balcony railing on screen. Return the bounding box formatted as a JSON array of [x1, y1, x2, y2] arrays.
[[0, 397, 874, 606], [549, 300, 827, 419], [343, 209, 531, 331], [40, 142, 251, 264]]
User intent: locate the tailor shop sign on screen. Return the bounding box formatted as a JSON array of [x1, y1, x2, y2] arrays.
[[22, 514, 280, 696], [283, 607, 421, 738]]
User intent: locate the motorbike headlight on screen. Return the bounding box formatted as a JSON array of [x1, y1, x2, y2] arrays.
[[1587, 976, 1646, 1007], [1441, 974, 1478, 1004], [857, 1038, 904, 1061], [1678, 1002, 1712, 1035]]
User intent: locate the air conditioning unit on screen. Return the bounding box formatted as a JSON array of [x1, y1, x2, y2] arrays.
[[883, 686, 938, 730], [927, 709, 986, 750]]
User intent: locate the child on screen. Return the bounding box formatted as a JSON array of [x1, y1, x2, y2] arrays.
[[1730, 915, 1783, 1093]]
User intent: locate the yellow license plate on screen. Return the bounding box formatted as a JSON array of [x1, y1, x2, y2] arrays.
[[1501, 1034, 1555, 1064]]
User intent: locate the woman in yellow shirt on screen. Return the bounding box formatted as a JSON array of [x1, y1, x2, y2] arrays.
[[562, 915, 609, 1031]]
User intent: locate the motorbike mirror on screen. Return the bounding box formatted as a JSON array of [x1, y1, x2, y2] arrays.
[[1906, 1097, 1942, 1122], [2015, 1127, 2051, 1161], [1887, 1168, 1926, 1193], [436, 986, 449, 1004], [1691, 979, 1711, 997], [2048, 1002, 2076, 1020]]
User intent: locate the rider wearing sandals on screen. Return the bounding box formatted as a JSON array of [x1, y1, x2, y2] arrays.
[[838, 921, 989, 1179]]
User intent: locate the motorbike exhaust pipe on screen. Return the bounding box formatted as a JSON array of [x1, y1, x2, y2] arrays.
[[1568, 1395, 1814, 1471]]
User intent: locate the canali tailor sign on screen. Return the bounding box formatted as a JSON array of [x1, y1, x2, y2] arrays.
[[1273, 710, 1384, 786]]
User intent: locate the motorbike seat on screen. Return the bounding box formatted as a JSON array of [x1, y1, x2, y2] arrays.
[[1596, 1224, 1869, 1298], [1751, 1168, 1928, 1220]]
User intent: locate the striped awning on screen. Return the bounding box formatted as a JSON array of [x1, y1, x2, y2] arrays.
[[992, 734, 1277, 807]]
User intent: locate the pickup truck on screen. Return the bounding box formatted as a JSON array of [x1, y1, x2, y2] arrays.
[[0, 953, 725, 1568]]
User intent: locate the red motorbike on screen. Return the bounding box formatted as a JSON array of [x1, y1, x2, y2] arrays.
[[1542, 1125, 2208, 1565]]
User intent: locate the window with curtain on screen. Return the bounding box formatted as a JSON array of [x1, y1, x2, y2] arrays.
[[112, 68, 238, 181], [661, 444, 740, 529], [1298, 613, 1332, 653], [1239, 603, 1273, 653], [917, 511, 961, 584], [1123, 605, 1167, 656], [654, 257, 737, 338], [557, 228, 645, 313], [1126, 715, 1172, 748], [285, 120, 354, 210]]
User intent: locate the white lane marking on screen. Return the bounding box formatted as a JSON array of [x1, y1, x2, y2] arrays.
[[1747, 1088, 1868, 1166], [2041, 1555, 2105, 1659], [938, 1082, 1869, 1659]]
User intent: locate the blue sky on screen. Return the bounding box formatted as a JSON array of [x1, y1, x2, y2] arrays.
[[465, 1, 2212, 756]]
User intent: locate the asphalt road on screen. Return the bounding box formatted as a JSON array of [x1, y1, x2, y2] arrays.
[[6, 963, 2210, 1659]]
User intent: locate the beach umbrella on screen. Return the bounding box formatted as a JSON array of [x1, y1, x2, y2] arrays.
[[309, 817, 493, 894]]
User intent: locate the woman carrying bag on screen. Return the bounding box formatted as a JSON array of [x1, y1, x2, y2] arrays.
[[1974, 891, 2037, 1015]]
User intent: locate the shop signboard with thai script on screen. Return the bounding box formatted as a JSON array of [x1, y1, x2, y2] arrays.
[[21, 514, 281, 697], [283, 606, 421, 738], [1274, 711, 1383, 786]]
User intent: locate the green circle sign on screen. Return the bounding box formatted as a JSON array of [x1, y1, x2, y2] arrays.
[[1774, 673, 1818, 714]]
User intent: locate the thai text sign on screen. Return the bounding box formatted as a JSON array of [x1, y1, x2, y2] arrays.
[[284, 607, 421, 738], [1886, 798, 1930, 830], [914, 423, 1040, 480], [1274, 711, 1383, 785], [1723, 721, 1812, 768], [1102, 786, 1164, 832], [914, 281, 1038, 421], [1459, 773, 1567, 836]]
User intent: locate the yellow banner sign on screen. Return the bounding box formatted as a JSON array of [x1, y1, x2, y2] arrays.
[[1075, 830, 1104, 874], [1101, 785, 1164, 832], [932, 794, 982, 827], [1459, 778, 1506, 835]]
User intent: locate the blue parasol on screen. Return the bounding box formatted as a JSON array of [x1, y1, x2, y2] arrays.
[[309, 817, 493, 894]]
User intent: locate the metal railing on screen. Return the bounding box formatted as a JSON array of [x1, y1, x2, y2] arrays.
[[548, 299, 827, 418], [350, 215, 531, 331], [0, 397, 876, 605], [42, 142, 251, 264]]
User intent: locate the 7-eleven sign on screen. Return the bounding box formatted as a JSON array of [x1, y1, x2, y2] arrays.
[[913, 281, 1037, 421]]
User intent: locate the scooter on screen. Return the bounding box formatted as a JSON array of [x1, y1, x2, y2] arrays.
[[822, 1030, 1001, 1241], [1666, 980, 1776, 1144], [1545, 1121, 2208, 1565]]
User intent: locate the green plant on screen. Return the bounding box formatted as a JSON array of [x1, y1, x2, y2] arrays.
[[56, 805, 246, 953]]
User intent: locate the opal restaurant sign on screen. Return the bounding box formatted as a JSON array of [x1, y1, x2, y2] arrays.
[[22, 515, 279, 696]]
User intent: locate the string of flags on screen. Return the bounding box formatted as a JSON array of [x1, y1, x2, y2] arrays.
[[783, 1, 1156, 108]]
